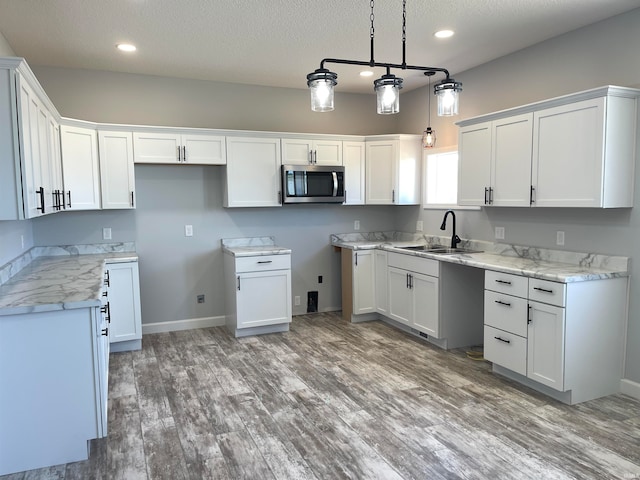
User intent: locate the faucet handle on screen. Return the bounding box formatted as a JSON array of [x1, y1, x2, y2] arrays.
[[453, 234, 461, 245]]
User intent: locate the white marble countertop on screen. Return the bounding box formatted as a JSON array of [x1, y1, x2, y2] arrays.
[[331, 233, 629, 283], [0, 251, 138, 316], [221, 236, 291, 257]]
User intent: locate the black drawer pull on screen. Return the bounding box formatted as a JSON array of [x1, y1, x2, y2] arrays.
[[495, 279, 512, 285], [494, 336, 511, 344], [257, 260, 273, 264], [494, 300, 511, 307], [533, 287, 554, 294]]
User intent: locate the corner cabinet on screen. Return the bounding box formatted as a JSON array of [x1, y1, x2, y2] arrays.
[[365, 136, 421, 205], [223, 252, 292, 337], [224, 136, 282, 207], [457, 86, 640, 208], [60, 124, 101, 210]]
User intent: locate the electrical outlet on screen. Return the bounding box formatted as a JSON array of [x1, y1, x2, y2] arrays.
[[294, 296, 301, 306], [416, 220, 424, 232], [495, 227, 505, 240], [102, 227, 112, 240], [197, 294, 205, 304], [318, 275, 323, 284], [185, 225, 193, 237], [20, 235, 24, 249], [354, 220, 360, 231], [556, 231, 565, 246]]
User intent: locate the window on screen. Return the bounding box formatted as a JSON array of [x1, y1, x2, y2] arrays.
[[422, 146, 478, 210]]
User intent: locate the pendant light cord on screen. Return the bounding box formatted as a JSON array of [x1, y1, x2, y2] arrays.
[[369, 0, 375, 66], [402, 0, 407, 68]]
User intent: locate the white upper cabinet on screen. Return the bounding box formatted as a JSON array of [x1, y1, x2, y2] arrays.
[[224, 136, 282, 207], [61, 124, 101, 210], [458, 114, 533, 207], [457, 86, 639, 208], [343, 141, 366, 205], [133, 131, 226, 165], [532, 96, 635, 207], [281, 138, 342, 165], [98, 130, 136, 209], [365, 136, 421, 205]]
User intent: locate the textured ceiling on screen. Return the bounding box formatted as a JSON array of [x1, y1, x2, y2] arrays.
[[0, 0, 638, 93]]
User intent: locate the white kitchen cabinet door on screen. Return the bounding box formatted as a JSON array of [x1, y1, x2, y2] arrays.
[[527, 301, 565, 390], [133, 132, 181, 163], [457, 122, 491, 206], [491, 113, 533, 206], [106, 262, 142, 344], [343, 141, 366, 205], [281, 138, 342, 165], [366, 141, 396, 204], [236, 269, 292, 329], [224, 136, 282, 207], [387, 266, 412, 325], [352, 250, 375, 315], [98, 131, 136, 209], [532, 98, 605, 207], [411, 272, 439, 337], [61, 125, 101, 210], [182, 134, 226, 165], [374, 249, 388, 315]]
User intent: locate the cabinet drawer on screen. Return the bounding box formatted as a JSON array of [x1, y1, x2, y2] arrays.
[[528, 278, 565, 307], [485, 270, 528, 297], [387, 252, 439, 277], [235, 254, 291, 273], [484, 291, 528, 337], [484, 326, 527, 376]]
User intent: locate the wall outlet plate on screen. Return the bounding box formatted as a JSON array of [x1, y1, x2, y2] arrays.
[[354, 220, 360, 231], [416, 220, 424, 232], [495, 227, 505, 240], [102, 227, 112, 240], [556, 231, 565, 246], [185, 225, 193, 237], [294, 296, 301, 306]]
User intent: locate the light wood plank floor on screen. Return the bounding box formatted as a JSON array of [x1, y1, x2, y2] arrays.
[[4, 312, 640, 479]]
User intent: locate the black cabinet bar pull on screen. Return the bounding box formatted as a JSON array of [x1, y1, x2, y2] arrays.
[[410, 274, 413, 289], [237, 276, 241, 291], [392, 189, 395, 203], [257, 260, 273, 264], [61, 190, 66, 209], [533, 287, 554, 294], [177, 146, 181, 162], [36, 187, 45, 213], [494, 336, 511, 344], [102, 327, 109, 337], [489, 187, 494, 205], [495, 300, 511, 307], [495, 279, 512, 285], [104, 270, 110, 287], [484, 187, 489, 204], [530, 185, 536, 204], [406, 273, 410, 289], [131, 191, 135, 207], [66, 191, 72, 208], [528, 304, 532, 324], [182, 146, 186, 162]]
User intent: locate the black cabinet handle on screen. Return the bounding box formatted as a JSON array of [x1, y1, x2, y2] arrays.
[[131, 191, 135, 208], [484, 187, 489, 205], [355, 252, 358, 267], [406, 273, 410, 289], [182, 146, 186, 162], [237, 276, 241, 291], [104, 270, 110, 287], [102, 327, 109, 337], [409, 274, 413, 289], [495, 279, 512, 285], [392, 189, 395, 203], [36, 187, 45, 213], [494, 336, 510, 344], [528, 304, 532, 324], [257, 260, 273, 264], [489, 187, 494, 205], [530, 185, 536, 204], [533, 286, 554, 294], [66, 191, 72, 208], [494, 300, 511, 307]]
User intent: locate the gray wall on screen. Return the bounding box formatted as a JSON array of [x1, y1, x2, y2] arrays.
[[396, 8, 640, 383]]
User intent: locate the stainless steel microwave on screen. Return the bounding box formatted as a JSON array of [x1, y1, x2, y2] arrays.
[[281, 165, 345, 204]]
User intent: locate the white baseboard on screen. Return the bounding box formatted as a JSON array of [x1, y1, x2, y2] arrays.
[[620, 379, 640, 400], [142, 315, 226, 334]]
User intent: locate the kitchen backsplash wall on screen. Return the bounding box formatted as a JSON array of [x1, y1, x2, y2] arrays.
[[0, 221, 33, 267]]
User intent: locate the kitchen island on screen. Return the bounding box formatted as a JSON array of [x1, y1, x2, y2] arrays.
[[0, 243, 137, 475]]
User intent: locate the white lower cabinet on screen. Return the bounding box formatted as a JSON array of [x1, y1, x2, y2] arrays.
[[0, 307, 108, 475], [104, 261, 142, 352], [387, 252, 440, 337], [374, 249, 388, 315], [483, 270, 628, 403], [352, 250, 375, 315], [224, 253, 292, 337]]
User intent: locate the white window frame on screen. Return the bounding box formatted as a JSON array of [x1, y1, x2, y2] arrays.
[[422, 145, 480, 210]]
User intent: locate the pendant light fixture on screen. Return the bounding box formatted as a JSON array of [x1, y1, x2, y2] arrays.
[[422, 71, 436, 148], [307, 0, 462, 116]]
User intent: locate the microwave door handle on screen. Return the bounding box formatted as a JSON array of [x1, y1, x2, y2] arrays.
[[332, 171, 338, 197]]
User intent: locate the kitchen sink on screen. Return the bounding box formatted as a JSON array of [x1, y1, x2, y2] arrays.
[[399, 245, 483, 255]]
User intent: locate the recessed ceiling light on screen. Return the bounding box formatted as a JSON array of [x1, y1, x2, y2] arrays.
[[360, 70, 374, 77], [116, 43, 137, 52], [434, 30, 454, 39]]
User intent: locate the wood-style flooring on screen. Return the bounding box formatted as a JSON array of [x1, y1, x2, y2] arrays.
[[4, 312, 640, 479]]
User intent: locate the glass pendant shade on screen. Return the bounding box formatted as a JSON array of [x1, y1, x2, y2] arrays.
[[422, 127, 436, 148], [434, 78, 462, 116], [307, 69, 338, 112], [374, 74, 403, 114]]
